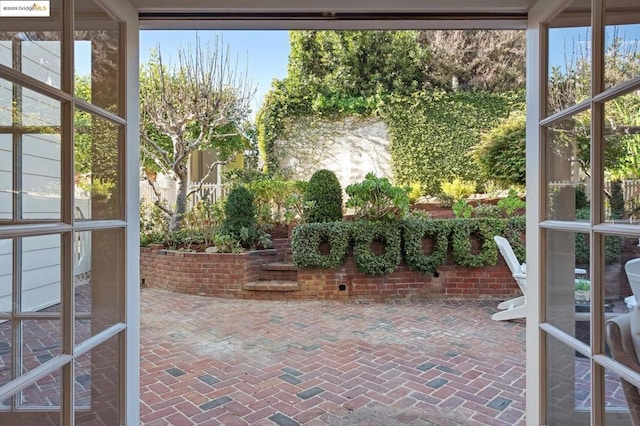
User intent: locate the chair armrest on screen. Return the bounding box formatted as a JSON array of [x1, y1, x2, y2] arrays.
[[574, 268, 587, 275], [513, 273, 526, 280]]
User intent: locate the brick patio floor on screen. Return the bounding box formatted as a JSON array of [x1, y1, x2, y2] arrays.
[[140, 289, 527, 425]]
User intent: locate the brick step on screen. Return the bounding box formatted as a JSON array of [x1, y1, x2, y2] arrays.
[[260, 262, 298, 281], [284, 248, 293, 263], [243, 280, 300, 292]]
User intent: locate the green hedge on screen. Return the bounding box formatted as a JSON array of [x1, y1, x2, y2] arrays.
[[291, 217, 526, 275], [352, 221, 402, 276], [402, 217, 451, 274], [382, 90, 525, 195], [291, 221, 351, 269]]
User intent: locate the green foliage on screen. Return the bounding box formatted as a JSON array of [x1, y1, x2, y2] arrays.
[[222, 186, 258, 248], [575, 185, 589, 210], [471, 113, 526, 186], [401, 217, 451, 274], [140, 199, 169, 247], [452, 199, 473, 218], [212, 233, 244, 253], [575, 279, 591, 291], [441, 178, 476, 201], [574, 211, 623, 265], [352, 221, 402, 276], [497, 190, 526, 215], [450, 219, 500, 268], [610, 180, 625, 219], [473, 203, 502, 219], [291, 222, 351, 269], [383, 90, 525, 195], [345, 173, 410, 221], [290, 217, 526, 273], [182, 198, 225, 247], [304, 169, 343, 223], [408, 182, 423, 204], [164, 228, 206, 251]]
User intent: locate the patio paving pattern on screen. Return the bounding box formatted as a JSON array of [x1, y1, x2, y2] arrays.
[[140, 288, 527, 425]]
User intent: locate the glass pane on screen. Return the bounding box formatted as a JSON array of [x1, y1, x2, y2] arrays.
[[0, 0, 63, 90], [603, 91, 640, 223], [604, 367, 634, 425], [75, 334, 121, 425], [75, 1, 121, 115], [0, 78, 63, 220], [0, 320, 12, 388], [0, 238, 12, 314], [0, 134, 10, 220], [20, 369, 62, 408], [604, 0, 640, 89], [21, 319, 61, 373], [74, 229, 123, 346], [21, 235, 61, 313], [546, 111, 591, 221], [547, 0, 592, 116], [22, 133, 62, 220], [546, 332, 591, 423], [0, 411, 60, 425], [546, 229, 591, 340], [74, 111, 122, 220]]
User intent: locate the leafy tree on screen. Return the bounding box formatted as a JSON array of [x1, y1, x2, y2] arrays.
[[140, 36, 256, 231]]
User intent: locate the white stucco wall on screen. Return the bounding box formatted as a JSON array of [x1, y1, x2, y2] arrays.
[[277, 116, 393, 189]]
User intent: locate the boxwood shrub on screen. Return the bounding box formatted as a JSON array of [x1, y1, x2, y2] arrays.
[[291, 221, 350, 269], [402, 217, 451, 274], [291, 217, 526, 275], [352, 220, 402, 276]]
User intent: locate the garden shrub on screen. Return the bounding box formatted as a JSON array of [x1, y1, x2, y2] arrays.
[[473, 203, 502, 219], [383, 90, 524, 195], [402, 217, 451, 274], [440, 178, 476, 201], [505, 216, 526, 263], [352, 221, 402, 276], [304, 169, 343, 223], [450, 218, 501, 267], [345, 173, 410, 221], [222, 186, 258, 248], [575, 208, 623, 264], [497, 189, 526, 215], [470, 112, 526, 187], [291, 221, 351, 269], [452, 199, 473, 218]]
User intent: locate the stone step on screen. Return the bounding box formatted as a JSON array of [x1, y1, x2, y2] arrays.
[[260, 262, 298, 281], [243, 280, 300, 292]]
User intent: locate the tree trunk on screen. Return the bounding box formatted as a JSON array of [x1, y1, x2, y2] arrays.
[[170, 169, 189, 231]]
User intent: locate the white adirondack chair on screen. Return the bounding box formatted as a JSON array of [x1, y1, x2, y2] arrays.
[[492, 236, 527, 321], [492, 235, 588, 321]]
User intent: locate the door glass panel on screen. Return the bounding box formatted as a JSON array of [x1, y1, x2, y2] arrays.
[[20, 369, 62, 408], [603, 91, 640, 224], [0, 78, 63, 221], [604, 0, 640, 89], [0, 238, 11, 314], [21, 235, 61, 313], [74, 335, 121, 425], [547, 0, 592, 116], [546, 111, 591, 221], [75, 1, 121, 115], [603, 367, 634, 424], [546, 332, 591, 423], [74, 111, 122, 220], [21, 319, 61, 373], [74, 229, 122, 346], [0, 134, 10, 220], [547, 229, 591, 341], [0, 320, 12, 388], [0, 0, 62, 89]]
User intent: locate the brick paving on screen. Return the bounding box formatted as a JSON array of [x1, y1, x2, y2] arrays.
[[140, 289, 528, 425]]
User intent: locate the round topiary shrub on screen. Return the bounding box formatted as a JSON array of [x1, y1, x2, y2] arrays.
[[352, 221, 402, 276], [222, 186, 257, 247], [291, 222, 351, 269], [304, 169, 343, 223], [402, 217, 451, 275]]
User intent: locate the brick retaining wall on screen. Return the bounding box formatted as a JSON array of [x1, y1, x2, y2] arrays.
[[140, 245, 277, 297], [140, 241, 519, 301]]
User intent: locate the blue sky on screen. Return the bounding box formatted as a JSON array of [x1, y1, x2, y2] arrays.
[[140, 30, 291, 117]]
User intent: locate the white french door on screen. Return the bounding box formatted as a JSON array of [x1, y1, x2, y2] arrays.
[[0, 0, 139, 424], [527, 0, 640, 424]]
